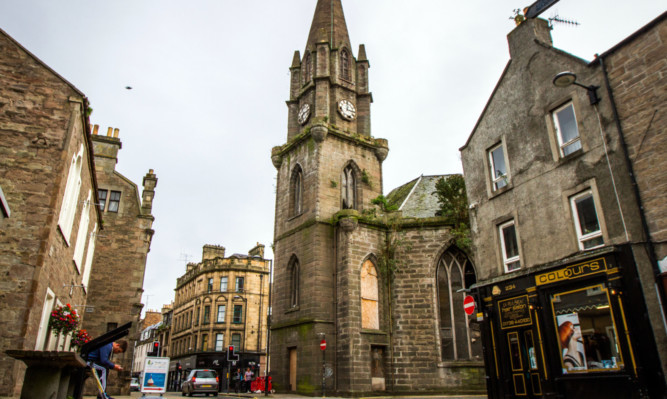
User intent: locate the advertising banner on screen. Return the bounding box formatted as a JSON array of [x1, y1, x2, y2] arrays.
[[556, 313, 587, 372], [141, 357, 170, 394]]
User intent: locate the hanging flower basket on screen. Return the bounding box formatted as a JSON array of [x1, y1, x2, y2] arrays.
[[48, 304, 79, 335], [71, 329, 92, 349]]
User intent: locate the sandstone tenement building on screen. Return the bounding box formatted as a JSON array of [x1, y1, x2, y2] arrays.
[[460, 13, 666, 398], [167, 244, 270, 391], [269, 1, 484, 395], [81, 125, 157, 396], [0, 27, 101, 397]]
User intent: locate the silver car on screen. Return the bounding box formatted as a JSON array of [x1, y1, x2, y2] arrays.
[[181, 369, 219, 397]]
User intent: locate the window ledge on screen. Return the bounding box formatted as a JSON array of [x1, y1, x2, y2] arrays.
[[287, 212, 306, 222], [285, 306, 300, 314], [489, 183, 513, 200], [438, 360, 485, 368], [558, 148, 585, 165], [361, 329, 387, 336]]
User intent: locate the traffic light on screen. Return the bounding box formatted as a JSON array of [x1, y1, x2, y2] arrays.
[[150, 341, 160, 357], [227, 345, 239, 361]]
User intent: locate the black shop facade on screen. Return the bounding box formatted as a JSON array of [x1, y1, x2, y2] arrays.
[[473, 246, 665, 399]]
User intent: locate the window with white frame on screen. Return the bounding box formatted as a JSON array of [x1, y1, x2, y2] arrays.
[[217, 305, 226, 323], [215, 333, 224, 351], [499, 220, 521, 272], [220, 277, 228, 292], [73, 190, 92, 270], [235, 277, 244, 292], [553, 102, 582, 157], [35, 288, 56, 350], [58, 146, 84, 241], [489, 143, 509, 191], [571, 190, 604, 250], [81, 223, 97, 290]]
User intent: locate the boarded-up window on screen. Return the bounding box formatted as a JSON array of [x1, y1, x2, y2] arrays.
[[361, 260, 379, 329]]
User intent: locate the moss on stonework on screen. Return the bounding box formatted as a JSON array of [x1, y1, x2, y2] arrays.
[[307, 137, 315, 153], [297, 322, 313, 339], [297, 376, 316, 395]]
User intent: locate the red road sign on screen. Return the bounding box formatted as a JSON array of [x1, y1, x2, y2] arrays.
[[463, 295, 476, 316], [320, 339, 327, 351]]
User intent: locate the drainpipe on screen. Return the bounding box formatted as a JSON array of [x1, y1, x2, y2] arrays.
[[598, 55, 667, 317]]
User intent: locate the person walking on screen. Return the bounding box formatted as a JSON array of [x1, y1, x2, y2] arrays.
[[234, 368, 242, 393], [87, 340, 128, 399], [243, 367, 254, 393]]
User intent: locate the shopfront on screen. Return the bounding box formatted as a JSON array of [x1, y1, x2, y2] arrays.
[[474, 247, 665, 398], [168, 352, 261, 392]]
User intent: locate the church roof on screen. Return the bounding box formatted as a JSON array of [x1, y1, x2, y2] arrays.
[[306, 0, 352, 51], [387, 175, 452, 218]]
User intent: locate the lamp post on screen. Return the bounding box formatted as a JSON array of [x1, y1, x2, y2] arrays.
[[552, 71, 600, 105], [264, 260, 273, 396]]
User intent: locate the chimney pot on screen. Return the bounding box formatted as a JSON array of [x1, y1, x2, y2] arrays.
[[106, 127, 113, 137], [113, 128, 120, 138], [93, 125, 99, 135]]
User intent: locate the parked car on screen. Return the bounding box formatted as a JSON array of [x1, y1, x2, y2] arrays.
[[130, 377, 140, 391], [181, 369, 219, 397]]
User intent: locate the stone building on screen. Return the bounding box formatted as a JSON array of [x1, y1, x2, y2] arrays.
[[168, 244, 270, 391], [0, 28, 101, 396], [269, 1, 484, 395], [81, 124, 157, 396], [132, 317, 163, 382], [460, 13, 666, 399], [154, 304, 173, 358]]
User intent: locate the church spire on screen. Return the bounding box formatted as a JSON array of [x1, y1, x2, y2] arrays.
[[306, 0, 351, 51]]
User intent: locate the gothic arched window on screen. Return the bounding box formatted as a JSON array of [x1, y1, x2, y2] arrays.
[[290, 165, 303, 216], [361, 259, 379, 329], [437, 246, 480, 361], [341, 49, 350, 81], [304, 53, 312, 84], [289, 256, 300, 308], [341, 165, 356, 210]]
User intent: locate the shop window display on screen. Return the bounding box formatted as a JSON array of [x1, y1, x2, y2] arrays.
[[551, 284, 623, 373]]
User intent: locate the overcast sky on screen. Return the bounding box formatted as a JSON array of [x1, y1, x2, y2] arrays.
[[1, 1, 663, 317]]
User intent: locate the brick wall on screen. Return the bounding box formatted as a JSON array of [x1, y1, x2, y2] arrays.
[[604, 17, 667, 259], [0, 29, 99, 396], [82, 131, 156, 396]]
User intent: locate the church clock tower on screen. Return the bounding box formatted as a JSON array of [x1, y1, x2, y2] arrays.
[[270, 0, 389, 394]]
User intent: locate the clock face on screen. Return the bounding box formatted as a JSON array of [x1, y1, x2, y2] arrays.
[[338, 99, 356, 120], [298, 103, 311, 125]]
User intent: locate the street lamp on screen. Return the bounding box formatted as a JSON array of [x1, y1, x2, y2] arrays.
[[552, 71, 601, 105]]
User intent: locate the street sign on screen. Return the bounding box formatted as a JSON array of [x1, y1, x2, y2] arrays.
[[524, 0, 560, 19], [463, 295, 476, 316], [320, 339, 327, 351], [141, 357, 169, 395]]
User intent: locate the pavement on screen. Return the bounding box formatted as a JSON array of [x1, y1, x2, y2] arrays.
[[84, 392, 487, 399]]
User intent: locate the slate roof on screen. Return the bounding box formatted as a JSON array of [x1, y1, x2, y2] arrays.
[[386, 175, 452, 218]]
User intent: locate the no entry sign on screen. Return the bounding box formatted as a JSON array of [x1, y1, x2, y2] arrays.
[[320, 339, 327, 351], [463, 295, 476, 316]]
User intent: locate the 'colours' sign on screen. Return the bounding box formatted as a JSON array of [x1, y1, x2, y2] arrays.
[[535, 258, 607, 286]]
